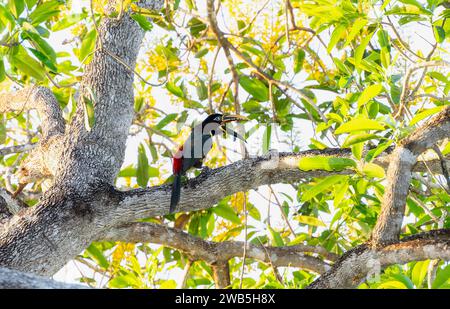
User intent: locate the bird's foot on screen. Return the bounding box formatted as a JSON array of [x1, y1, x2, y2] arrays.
[[199, 166, 211, 176]]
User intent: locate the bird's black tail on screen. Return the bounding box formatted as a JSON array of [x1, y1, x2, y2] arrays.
[[170, 173, 181, 213]]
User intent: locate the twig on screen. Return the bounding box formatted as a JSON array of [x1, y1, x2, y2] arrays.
[[239, 192, 248, 289], [433, 146, 450, 191]]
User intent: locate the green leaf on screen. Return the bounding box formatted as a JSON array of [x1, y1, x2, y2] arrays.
[[410, 106, 446, 126], [342, 133, 379, 148], [82, 96, 95, 131], [345, 17, 367, 46], [79, 29, 97, 62], [0, 116, 6, 144], [166, 81, 185, 98], [443, 141, 450, 156], [327, 24, 346, 53], [295, 215, 326, 227], [301, 175, 347, 201], [131, 13, 153, 31], [155, 113, 177, 130], [160, 280, 177, 289], [433, 26, 445, 43], [109, 273, 140, 288], [0, 5, 16, 31], [362, 163, 385, 178], [239, 75, 269, 102], [294, 49, 305, 73], [118, 165, 136, 178], [23, 30, 56, 61], [310, 138, 327, 150], [432, 265, 450, 289], [187, 17, 207, 37], [355, 31, 375, 65], [411, 260, 430, 288], [136, 144, 149, 188], [268, 226, 284, 246], [28, 48, 57, 72], [365, 140, 393, 162], [0, 59, 5, 82], [335, 118, 385, 134], [52, 13, 86, 31], [299, 156, 356, 171], [28, 0, 61, 25], [196, 79, 208, 101], [248, 203, 261, 221], [378, 280, 408, 289], [352, 142, 363, 160], [10, 46, 45, 80], [357, 84, 383, 107], [86, 243, 109, 269], [377, 29, 390, 49], [195, 48, 208, 58], [212, 204, 241, 224], [380, 47, 390, 68], [391, 274, 414, 289], [262, 123, 271, 154], [9, 0, 25, 18]]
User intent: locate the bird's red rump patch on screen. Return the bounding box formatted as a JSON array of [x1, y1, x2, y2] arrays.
[[173, 146, 183, 173]]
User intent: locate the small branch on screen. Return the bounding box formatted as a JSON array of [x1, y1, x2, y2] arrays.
[[411, 94, 450, 102], [100, 222, 334, 274], [395, 61, 450, 119], [0, 86, 65, 139], [212, 261, 231, 289], [0, 188, 28, 218], [0, 143, 37, 157], [432, 146, 450, 191]]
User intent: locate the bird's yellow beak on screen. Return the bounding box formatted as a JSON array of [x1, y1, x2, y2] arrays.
[[221, 114, 249, 123]]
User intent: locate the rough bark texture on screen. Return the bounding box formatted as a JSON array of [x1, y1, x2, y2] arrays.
[[0, 267, 85, 289], [0, 0, 164, 276], [100, 222, 334, 273], [372, 106, 450, 245], [309, 229, 450, 288], [0, 0, 449, 289]]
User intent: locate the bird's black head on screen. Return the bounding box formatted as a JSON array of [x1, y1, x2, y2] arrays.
[[202, 113, 224, 125], [201, 113, 248, 137], [202, 113, 248, 125]]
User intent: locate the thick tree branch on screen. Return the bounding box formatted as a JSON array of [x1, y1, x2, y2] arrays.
[[0, 86, 65, 139], [372, 106, 450, 245], [308, 229, 450, 289], [100, 222, 334, 274], [113, 146, 449, 222], [0, 266, 85, 289]]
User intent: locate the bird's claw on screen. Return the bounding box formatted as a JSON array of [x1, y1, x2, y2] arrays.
[[199, 166, 211, 175]]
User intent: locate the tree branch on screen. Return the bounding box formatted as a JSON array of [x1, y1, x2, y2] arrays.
[[0, 86, 64, 139], [0, 143, 37, 157], [100, 222, 334, 274], [308, 229, 450, 289], [0, 266, 86, 289], [113, 145, 449, 222], [372, 105, 450, 245]]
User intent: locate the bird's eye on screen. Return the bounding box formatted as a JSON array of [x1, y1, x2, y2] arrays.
[[215, 116, 221, 121]]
